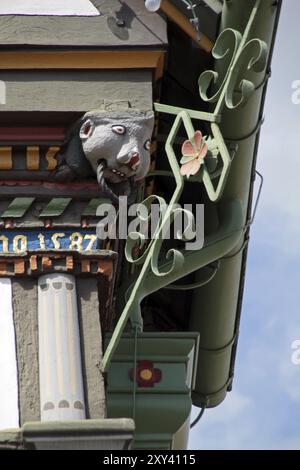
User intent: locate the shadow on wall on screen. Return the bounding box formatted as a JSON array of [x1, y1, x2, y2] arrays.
[[107, 2, 136, 41]]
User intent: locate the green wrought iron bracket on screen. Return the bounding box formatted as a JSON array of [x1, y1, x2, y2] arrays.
[[102, 0, 268, 372]]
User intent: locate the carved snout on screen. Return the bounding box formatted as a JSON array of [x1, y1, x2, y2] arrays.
[[117, 150, 140, 170], [126, 151, 140, 170]]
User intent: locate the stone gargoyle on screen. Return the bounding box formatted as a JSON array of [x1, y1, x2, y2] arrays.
[[52, 109, 155, 203]]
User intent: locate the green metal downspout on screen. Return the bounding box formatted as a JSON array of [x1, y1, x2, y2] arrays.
[[228, 0, 282, 395], [189, 0, 282, 408]]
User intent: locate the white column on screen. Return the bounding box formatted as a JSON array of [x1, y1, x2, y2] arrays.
[[0, 278, 19, 429], [38, 274, 86, 421]]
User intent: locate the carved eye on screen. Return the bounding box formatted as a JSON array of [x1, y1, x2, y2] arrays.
[[80, 119, 94, 140], [83, 123, 91, 135], [112, 125, 126, 135], [144, 140, 151, 151]]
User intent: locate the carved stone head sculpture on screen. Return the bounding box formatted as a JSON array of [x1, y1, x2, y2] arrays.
[[54, 109, 154, 202]]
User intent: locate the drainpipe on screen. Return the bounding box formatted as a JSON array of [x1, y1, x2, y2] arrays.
[[189, 0, 282, 408]]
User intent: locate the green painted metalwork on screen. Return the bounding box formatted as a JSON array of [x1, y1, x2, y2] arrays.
[[154, 103, 221, 123], [106, 332, 199, 450], [102, 0, 270, 372], [1, 197, 35, 218], [39, 198, 72, 218]]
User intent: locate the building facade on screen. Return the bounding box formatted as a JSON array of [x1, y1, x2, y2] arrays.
[[0, 0, 281, 450]]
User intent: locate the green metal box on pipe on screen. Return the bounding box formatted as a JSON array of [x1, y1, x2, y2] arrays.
[[105, 332, 199, 450]]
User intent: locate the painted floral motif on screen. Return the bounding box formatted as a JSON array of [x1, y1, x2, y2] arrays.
[[180, 131, 208, 178]]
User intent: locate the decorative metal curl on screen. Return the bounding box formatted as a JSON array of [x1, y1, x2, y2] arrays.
[[125, 119, 198, 279], [224, 37, 268, 109], [125, 194, 167, 266], [198, 28, 242, 103], [199, 31, 267, 112], [150, 206, 195, 278]]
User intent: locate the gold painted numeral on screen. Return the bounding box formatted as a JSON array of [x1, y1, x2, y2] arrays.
[[0, 235, 9, 253], [51, 233, 66, 250], [45, 147, 60, 170], [27, 146, 40, 170], [69, 232, 83, 251], [38, 233, 46, 250], [13, 235, 27, 253], [84, 234, 97, 251], [0, 147, 12, 170]]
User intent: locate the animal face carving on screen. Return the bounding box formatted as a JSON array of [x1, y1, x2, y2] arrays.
[[79, 110, 154, 184]]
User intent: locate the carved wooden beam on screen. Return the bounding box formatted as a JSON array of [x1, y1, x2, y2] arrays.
[[0, 51, 166, 71], [0, 127, 66, 141], [0, 251, 117, 278], [160, 0, 214, 53]]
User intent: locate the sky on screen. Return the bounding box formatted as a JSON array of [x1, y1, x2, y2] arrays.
[[190, 0, 300, 450], [0, 0, 300, 451]]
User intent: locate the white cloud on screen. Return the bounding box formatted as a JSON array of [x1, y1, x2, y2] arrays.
[[279, 353, 300, 404], [189, 391, 255, 450]]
